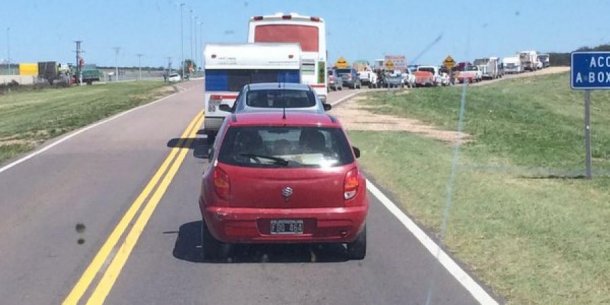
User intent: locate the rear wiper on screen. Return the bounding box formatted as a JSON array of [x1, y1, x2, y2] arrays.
[[239, 153, 289, 166]]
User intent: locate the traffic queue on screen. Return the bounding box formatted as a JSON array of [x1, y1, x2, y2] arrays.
[[328, 50, 551, 90]]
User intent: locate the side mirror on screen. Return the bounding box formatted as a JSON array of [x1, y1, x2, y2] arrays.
[[218, 104, 232, 112], [323, 103, 332, 111], [352, 146, 360, 159], [193, 144, 210, 159]]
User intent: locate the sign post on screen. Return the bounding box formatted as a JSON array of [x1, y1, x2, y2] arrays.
[[443, 55, 456, 84], [570, 51, 610, 179], [584, 90, 592, 178]]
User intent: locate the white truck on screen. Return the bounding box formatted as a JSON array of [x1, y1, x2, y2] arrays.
[[503, 56, 522, 74], [473, 57, 501, 80], [401, 69, 416, 88], [519, 50, 538, 71], [357, 69, 378, 88], [538, 54, 550, 68]]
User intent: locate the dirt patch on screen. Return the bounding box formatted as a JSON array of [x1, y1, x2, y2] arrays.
[[330, 95, 470, 144]]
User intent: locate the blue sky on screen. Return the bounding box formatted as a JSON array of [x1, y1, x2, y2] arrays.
[[1, 0, 609, 67]]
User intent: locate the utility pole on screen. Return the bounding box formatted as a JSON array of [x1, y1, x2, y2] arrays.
[[166, 56, 172, 82], [136, 53, 143, 81], [194, 16, 199, 74], [113, 47, 120, 81], [6, 27, 11, 75], [75, 40, 83, 85], [180, 3, 185, 80], [199, 21, 204, 72], [190, 9, 194, 68]]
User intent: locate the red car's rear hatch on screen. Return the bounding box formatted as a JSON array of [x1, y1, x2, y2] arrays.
[[220, 164, 350, 209]]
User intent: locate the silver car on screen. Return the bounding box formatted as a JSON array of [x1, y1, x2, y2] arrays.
[[219, 82, 332, 113]]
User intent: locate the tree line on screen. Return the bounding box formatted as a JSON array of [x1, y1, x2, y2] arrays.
[[549, 43, 610, 66]]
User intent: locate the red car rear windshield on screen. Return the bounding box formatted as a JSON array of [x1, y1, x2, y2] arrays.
[[218, 126, 354, 168]]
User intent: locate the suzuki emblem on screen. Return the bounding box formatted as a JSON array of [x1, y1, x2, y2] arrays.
[[281, 186, 293, 201]]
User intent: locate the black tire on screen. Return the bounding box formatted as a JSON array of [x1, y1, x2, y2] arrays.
[[347, 225, 366, 260], [201, 220, 231, 261], [206, 133, 216, 145]]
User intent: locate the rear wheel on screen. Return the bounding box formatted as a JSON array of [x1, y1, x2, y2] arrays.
[[347, 225, 366, 260], [206, 133, 216, 145], [201, 220, 231, 261]]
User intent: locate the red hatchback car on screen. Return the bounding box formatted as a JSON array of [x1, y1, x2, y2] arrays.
[[199, 112, 368, 260]]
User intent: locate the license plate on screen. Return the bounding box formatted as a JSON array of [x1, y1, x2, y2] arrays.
[[270, 220, 304, 235]]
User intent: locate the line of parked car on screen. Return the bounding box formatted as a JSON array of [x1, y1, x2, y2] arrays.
[[328, 65, 452, 90], [329, 50, 551, 90]]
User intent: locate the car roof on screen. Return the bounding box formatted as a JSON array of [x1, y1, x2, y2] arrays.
[[244, 82, 313, 91], [226, 112, 341, 128]]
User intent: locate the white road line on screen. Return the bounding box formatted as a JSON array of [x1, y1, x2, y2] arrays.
[[367, 180, 499, 305], [0, 91, 181, 174], [329, 91, 362, 107]]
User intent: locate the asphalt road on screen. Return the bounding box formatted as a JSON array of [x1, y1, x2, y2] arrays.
[[0, 82, 491, 305]]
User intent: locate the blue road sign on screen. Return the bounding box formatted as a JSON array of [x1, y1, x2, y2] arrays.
[[571, 51, 610, 90]]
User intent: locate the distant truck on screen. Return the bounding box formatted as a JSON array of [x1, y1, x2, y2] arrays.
[[503, 56, 522, 74], [538, 54, 550, 68], [457, 65, 482, 83], [519, 50, 538, 71], [38, 61, 59, 84], [473, 57, 501, 80], [75, 64, 103, 85], [417, 66, 443, 86]]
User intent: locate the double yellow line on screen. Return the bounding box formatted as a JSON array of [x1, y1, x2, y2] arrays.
[[63, 111, 204, 305]]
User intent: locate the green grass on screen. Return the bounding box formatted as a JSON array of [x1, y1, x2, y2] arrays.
[[364, 73, 610, 175], [349, 73, 610, 305], [0, 81, 175, 164]]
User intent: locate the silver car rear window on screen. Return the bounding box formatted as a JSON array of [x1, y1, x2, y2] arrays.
[[245, 89, 316, 108]]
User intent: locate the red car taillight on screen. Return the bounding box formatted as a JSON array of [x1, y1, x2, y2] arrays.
[[344, 168, 359, 200], [213, 166, 230, 200]]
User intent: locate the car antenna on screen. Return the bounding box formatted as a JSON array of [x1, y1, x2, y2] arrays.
[[282, 99, 287, 119]]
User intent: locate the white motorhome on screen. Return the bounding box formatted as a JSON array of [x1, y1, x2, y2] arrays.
[[519, 50, 538, 71], [203, 43, 302, 142], [248, 13, 328, 102], [503, 56, 522, 74]]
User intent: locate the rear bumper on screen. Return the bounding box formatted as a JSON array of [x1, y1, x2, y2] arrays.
[[203, 116, 225, 134], [201, 202, 368, 244]]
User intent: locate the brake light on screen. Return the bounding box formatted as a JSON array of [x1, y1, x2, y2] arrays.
[[282, 15, 292, 20], [310, 16, 320, 22], [253, 16, 263, 20], [344, 168, 359, 200], [213, 166, 230, 200]]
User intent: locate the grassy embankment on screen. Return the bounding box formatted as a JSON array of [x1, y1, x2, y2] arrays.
[[348, 73, 610, 305], [0, 81, 175, 165]]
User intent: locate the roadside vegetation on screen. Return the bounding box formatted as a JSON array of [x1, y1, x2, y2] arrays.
[[348, 72, 610, 305], [0, 81, 175, 165]]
